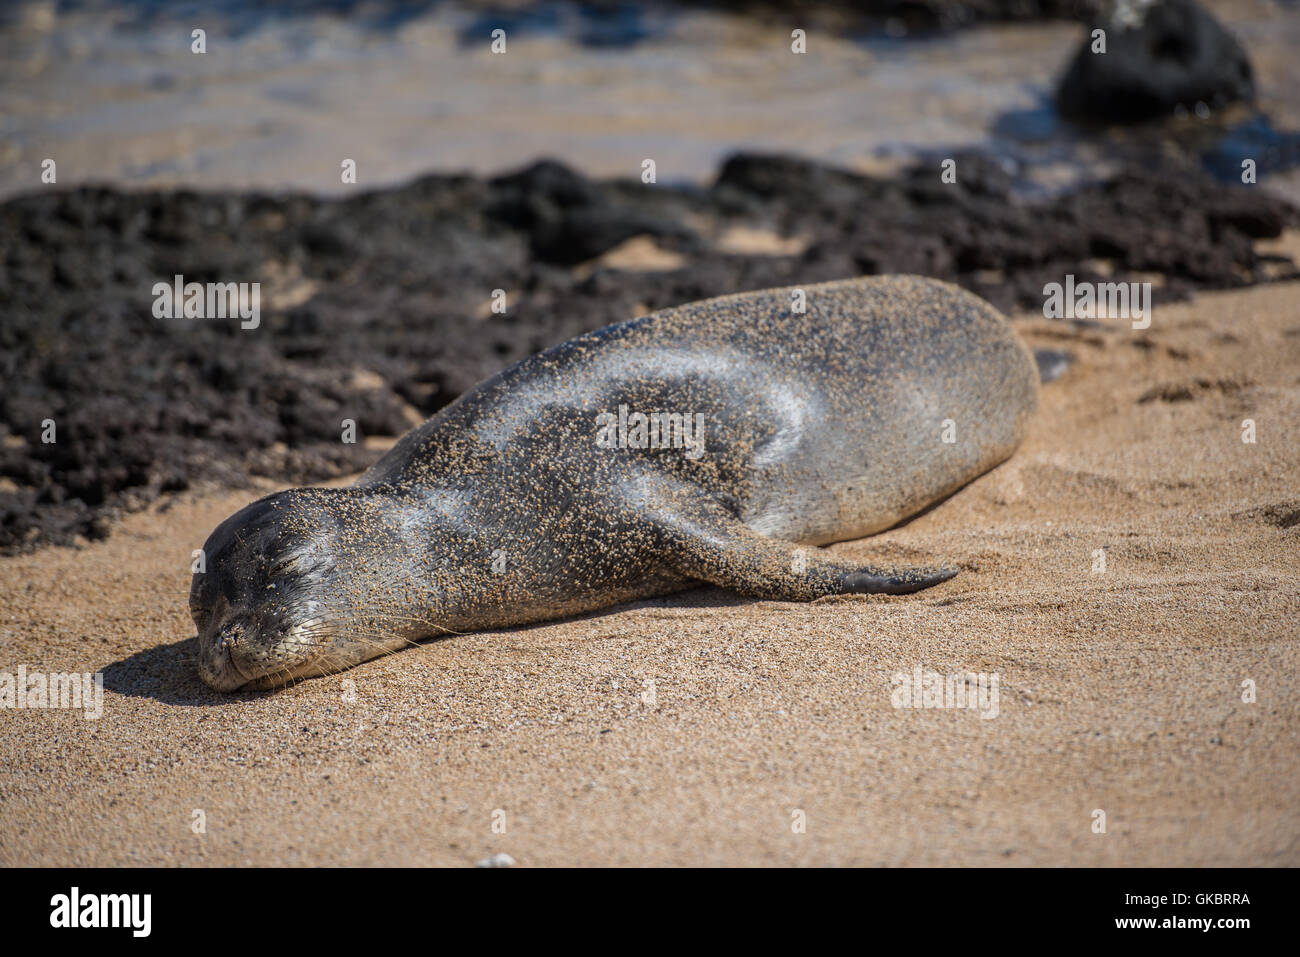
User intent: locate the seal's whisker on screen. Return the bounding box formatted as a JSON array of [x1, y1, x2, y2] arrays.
[[320, 607, 470, 638], [295, 622, 426, 654], [295, 627, 425, 666], [334, 631, 429, 658], [345, 614, 467, 638], [293, 608, 462, 641]]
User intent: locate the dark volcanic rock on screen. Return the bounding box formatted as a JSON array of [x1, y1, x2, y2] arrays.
[[1057, 0, 1254, 122], [0, 152, 1294, 553], [487, 160, 695, 264]]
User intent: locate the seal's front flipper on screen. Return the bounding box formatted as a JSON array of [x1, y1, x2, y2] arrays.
[[647, 494, 957, 601], [840, 565, 958, 595]]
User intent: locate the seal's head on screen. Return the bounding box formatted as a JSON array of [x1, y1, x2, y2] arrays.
[[191, 489, 332, 690], [191, 487, 414, 691]]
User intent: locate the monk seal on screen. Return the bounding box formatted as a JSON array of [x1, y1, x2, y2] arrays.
[[192, 275, 1038, 691]]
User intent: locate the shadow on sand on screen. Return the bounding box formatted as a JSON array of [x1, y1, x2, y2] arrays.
[[100, 636, 265, 708], [100, 586, 753, 707]]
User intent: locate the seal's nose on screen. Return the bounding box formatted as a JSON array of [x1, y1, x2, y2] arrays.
[[198, 625, 250, 692]]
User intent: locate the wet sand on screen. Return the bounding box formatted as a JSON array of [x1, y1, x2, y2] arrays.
[[2, 279, 1296, 866]]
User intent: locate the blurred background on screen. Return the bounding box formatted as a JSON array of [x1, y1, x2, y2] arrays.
[[3, 0, 1298, 199]]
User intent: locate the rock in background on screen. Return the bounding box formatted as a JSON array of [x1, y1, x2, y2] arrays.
[[1057, 0, 1255, 121], [1, 151, 1294, 552]]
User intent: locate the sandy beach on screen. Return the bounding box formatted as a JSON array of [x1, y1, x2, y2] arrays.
[[2, 277, 1296, 867]]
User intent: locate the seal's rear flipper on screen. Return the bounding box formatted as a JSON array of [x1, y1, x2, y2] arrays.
[[645, 491, 957, 602]]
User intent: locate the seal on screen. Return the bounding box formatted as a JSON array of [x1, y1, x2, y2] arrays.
[[192, 275, 1038, 691]]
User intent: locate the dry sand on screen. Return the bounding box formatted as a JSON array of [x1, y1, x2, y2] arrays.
[[1, 280, 1298, 867]]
